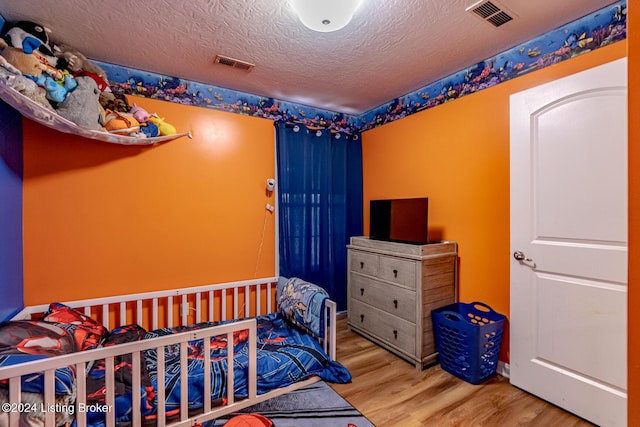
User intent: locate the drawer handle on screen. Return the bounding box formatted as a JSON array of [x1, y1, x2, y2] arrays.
[[393, 269, 398, 278], [393, 330, 398, 339], [360, 314, 364, 323], [360, 261, 364, 269], [393, 299, 398, 309], [360, 288, 365, 296]]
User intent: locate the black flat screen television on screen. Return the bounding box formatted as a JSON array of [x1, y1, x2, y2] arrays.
[[369, 197, 429, 245]]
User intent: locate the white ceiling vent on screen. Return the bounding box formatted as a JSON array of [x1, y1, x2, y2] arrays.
[[466, 0, 515, 28], [214, 55, 255, 72]]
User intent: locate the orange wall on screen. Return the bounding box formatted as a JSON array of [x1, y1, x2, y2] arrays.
[[23, 97, 276, 305], [361, 41, 626, 363], [628, 1, 639, 423]]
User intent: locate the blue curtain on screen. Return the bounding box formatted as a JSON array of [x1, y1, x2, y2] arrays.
[[276, 122, 363, 311]]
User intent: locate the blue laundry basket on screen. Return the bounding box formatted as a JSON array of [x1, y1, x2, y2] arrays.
[[432, 302, 506, 385]]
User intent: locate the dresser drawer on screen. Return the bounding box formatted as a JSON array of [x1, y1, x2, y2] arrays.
[[350, 274, 416, 323], [349, 299, 416, 356], [350, 250, 379, 277], [378, 255, 416, 288]]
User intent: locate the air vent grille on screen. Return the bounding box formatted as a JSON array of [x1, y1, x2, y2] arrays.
[[487, 11, 513, 27], [467, 0, 515, 28], [472, 2, 500, 19], [214, 55, 255, 72]]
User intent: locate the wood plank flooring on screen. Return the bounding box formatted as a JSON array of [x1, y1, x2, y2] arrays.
[[329, 316, 595, 427]]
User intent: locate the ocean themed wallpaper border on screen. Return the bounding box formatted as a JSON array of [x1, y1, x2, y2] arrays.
[[97, 0, 626, 135]]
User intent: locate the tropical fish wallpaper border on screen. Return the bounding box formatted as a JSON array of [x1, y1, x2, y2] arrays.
[[96, 0, 626, 135], [97, 60, 358, 135], [358, 0, 626, 131]]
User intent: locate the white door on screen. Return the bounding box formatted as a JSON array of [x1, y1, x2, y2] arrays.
[[510, 58, 627, 427]]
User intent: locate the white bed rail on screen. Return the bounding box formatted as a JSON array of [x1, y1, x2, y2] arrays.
[[0, 320, 258, 427], [323, 300, 337, 360], [12, 277, 279, 331], [1, 277, 340, 427]]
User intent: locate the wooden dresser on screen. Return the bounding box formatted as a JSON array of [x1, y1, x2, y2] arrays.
[[347, 236, 457, 369]]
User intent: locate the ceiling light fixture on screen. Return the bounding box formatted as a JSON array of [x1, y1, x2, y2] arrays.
[[290, 0, 363, 33]]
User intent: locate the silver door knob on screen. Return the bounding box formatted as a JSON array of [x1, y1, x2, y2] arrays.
[[513, 251, 532, 262]]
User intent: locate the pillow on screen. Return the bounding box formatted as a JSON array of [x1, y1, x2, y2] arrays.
[[0, 319, 83, 396], [0, 320, 77, 356], [42, 303, 108, 351], [276, 277, 329, 338]]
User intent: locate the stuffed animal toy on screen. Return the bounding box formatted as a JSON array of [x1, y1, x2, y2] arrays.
[[0, 53, 21, 75], [130, 103, 151, 123], [0, 38, 76, 104], [1, 20, 59, 72], [73, 69, 109, 92], [34, 73, 77, 103], [103, 109, 140, 135], [54, 76, 102, 130], [139, 121, 159, 138], [53, 44, 107, 81], [0, 39, 46, 76], [100, 91, 130, 113], [0, 67, 54, 112], [148, 115, 177, 136], [1, 20, 54, 56]]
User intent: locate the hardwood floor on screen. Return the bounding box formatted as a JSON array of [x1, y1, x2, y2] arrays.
[[329, 316, 595, 427]]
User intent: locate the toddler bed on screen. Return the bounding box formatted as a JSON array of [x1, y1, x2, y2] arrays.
[[0, 277, 349, 427]]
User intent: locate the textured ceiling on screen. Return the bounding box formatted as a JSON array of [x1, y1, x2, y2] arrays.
[[0, 0, 619, 115]]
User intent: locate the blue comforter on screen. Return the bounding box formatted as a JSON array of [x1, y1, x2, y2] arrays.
[[144, 313, 350, 407], [0, 307, 351, 427], [87, 313, 350, 426]]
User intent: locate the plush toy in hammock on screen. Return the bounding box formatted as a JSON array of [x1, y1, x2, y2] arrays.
[[56, 76, 103, 131], [0, 71, 55, 112], [0, 39, 46, 76], [103, 109, 141, 135], [0, 20, 59, 72], [0, 39, 76, 104], [148, 114, 177, 136]]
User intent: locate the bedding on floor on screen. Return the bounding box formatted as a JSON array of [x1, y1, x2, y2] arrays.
[[0, 299, 109, 396], [0, 277, 351, 427], [140, 313, 350, 411], [0, 301, 111, 427]]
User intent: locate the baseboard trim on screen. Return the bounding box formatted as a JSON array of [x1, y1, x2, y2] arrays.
[[498, 361, 510, 378]]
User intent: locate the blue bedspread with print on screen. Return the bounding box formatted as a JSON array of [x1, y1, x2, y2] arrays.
[[0, 299, 351, 427], [85, 312, 350, 427], [143, 313, 350, 411]]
